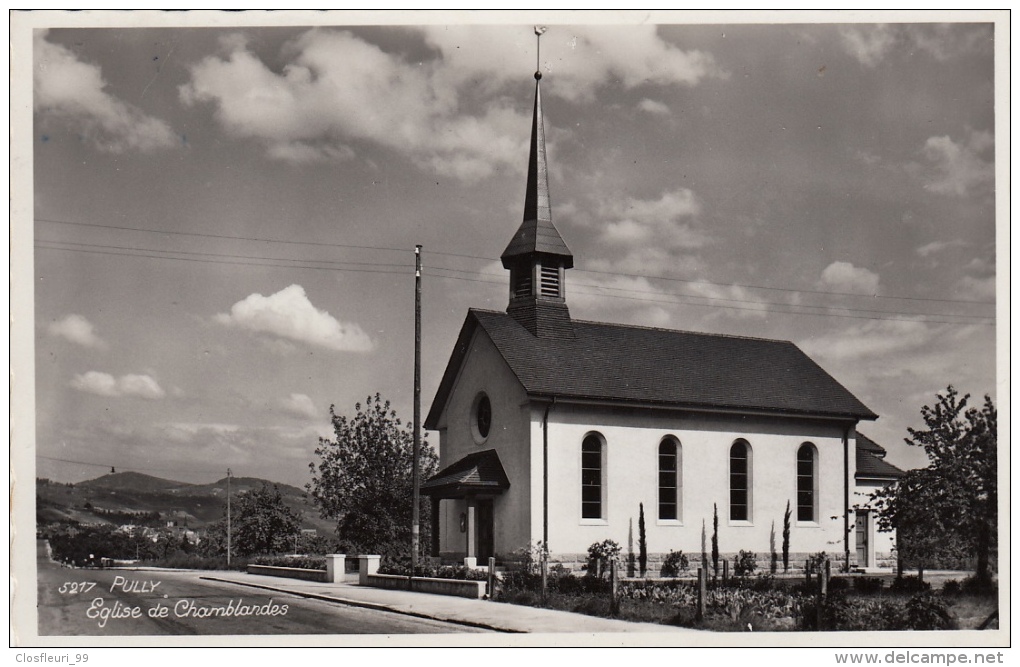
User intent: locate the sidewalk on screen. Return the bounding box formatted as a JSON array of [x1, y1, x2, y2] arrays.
[[201, 571, 696, 634]]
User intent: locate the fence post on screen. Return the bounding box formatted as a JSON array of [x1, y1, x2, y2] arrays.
[[325, 554, 346, 584], [610, 556, 619, 616], [805, 559, 812, 585], [697, 567, 706, 621], [487, 556, 496, 600], [722, 559, 729, 585], [815, 558, 830, 630]]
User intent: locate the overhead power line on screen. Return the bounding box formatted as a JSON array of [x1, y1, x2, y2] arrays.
[[37, 454, 229, 477], [35, 216, 994, 307]]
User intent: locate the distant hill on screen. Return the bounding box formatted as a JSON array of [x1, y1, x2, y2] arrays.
[[78, 471, 191, 492], [36, 473, 334, 534]]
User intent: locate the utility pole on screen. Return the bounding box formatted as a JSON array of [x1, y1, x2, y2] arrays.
[[226, 468, 232, 568], [411, 245, 422, 574]]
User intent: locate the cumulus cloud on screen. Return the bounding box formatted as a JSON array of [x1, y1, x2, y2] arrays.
[[598, 188, 707, 249], [921, 130, 994, 197], [820, 261, 880, 295], [800, 319, 934, 361], [840, 24, 991, 67], [215, 284, 373, 352], [47, 314, 105, 348], [180, 29, 526, 179], [280, 393, 318, 419], [638, 99, 671, 115], [916, 239, 967, 258], [179, 27, 723, 178], [839, 25, 897, 67], [71, 371, 166, 399], [34, 31, 177, 152], [420, 25, 726, 102]]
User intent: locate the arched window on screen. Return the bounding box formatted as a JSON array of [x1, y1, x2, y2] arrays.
[[581, 434, 605, 520], [658, 437, 682, 521], [797, 443, 818, 522], [730, 440, 752, 522]]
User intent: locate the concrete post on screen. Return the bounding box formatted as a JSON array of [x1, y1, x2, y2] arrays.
[[466, 502, 477, 559], [325, 554, 346, 584], [358, 555, 381, 586], [487, 557, 496, 599]]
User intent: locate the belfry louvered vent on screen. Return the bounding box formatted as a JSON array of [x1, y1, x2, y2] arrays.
[[513, 270, 533, 298], [540, 265, 560, 298]]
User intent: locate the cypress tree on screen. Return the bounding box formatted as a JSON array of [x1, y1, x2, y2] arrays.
[[638, 502, 647, 577]]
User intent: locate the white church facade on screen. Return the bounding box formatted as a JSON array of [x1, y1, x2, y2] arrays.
[[423, 70, 900, 573]]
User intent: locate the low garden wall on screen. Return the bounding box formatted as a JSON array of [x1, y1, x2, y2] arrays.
[[247, 564, 327, 582], [366, 573, 487, 599]]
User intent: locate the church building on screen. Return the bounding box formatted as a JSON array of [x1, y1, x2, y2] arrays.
[[423, 68, 897, 572]]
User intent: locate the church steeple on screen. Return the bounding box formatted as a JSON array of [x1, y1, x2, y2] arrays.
[[501, 46, 575, 339]]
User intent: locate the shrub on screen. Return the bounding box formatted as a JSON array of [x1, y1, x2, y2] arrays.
[[905, 591, 953, 630], [252, 555, 326, 570], [889, 575, 931, 593], [734, 550, 757, 577], [802, 593, 907, 631], [806, 551, 828, 574], [853, 577, 885, 594], [660, 550, 689, 578], [961, 574, 997, 595], [585, 539, 622, 579], [827, 576, 850, 593], [941, 579, 962, 596]]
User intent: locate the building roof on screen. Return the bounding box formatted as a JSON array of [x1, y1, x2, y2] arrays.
[[425, 309, 878, 428], [421, 449, 510, 498], [856, 431, 887, 456], [855, 438, 905, 480], [500, 77, 573, 269]]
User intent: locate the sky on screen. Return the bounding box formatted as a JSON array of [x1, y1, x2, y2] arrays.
[[23, 13, 1001, 489]]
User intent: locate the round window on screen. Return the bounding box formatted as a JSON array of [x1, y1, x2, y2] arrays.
[[473, 393, 492, 442]]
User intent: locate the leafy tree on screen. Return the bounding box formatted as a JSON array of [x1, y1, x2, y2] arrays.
[[231, 483, 302, 556], [638, 502, 648, 577], [308, 394, 438, 562], [871, 386, 997, 584]]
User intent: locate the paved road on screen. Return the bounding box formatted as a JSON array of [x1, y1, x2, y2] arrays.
[[36, 542, 485, 636]]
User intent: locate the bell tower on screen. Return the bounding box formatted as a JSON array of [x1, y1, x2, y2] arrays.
[[500, 64, 575, 339]]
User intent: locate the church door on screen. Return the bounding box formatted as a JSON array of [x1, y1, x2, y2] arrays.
[[477, 499, 494, 561], [855, 511, 869, 567]]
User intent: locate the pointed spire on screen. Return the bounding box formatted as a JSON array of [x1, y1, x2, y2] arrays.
[[500, 71, 573, 270]]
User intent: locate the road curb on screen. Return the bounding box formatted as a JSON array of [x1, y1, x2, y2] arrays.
[[200, 576, 520, 633]]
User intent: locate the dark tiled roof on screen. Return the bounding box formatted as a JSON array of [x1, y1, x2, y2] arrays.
[[856, 432, 887, 456], [501, 218, 573, 265], [425, 309, 877, 428], [421, 449, 510, 497], [856, 440, 905, 480]]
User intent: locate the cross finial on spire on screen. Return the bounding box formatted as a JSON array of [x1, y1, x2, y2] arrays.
[[535, 26, 546, 79]]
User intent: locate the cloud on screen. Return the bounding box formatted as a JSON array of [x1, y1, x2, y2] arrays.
[[819, 261, 880, 295], [215, 284, 374, 352], [839, 25, 897, 67], [280, 393, 318, 419], [420, 25, 727, 102], [921, 130, 994, 197], [46, 314, 105, 348], [70, 371, 166, 399], [180, 27, 723, 178], [34, 31, 177, 153], [839, 24, 991, 67], [597, 188, 707, 250], [638, 99, 670, 115], [956, 276, 995, 302], [800, 319, 935, 361], [915, 239, 967, 258], [180, 29, 527, 180]]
